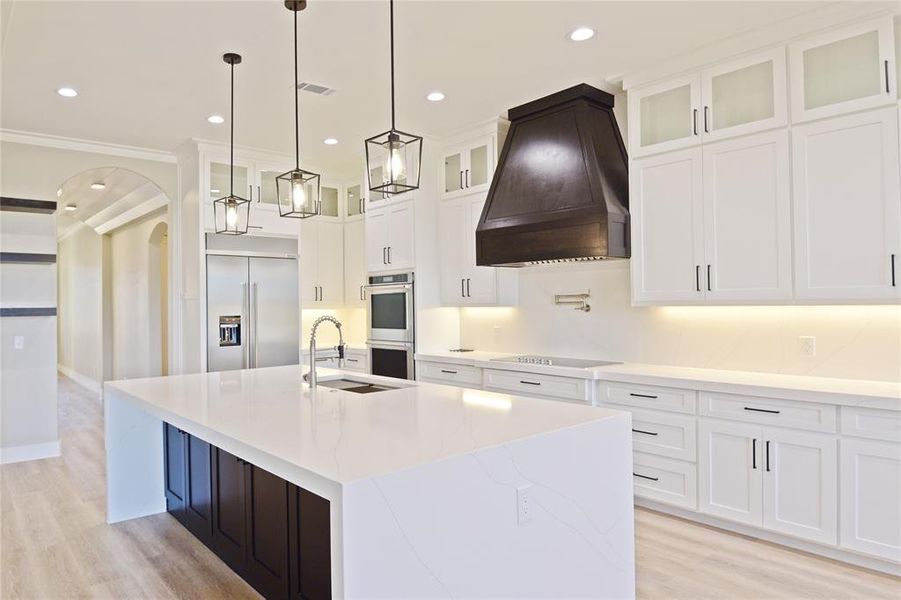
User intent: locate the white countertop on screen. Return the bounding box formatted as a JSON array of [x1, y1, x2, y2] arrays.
[[415, 351, 900, 408], [104, 366, 626, 485]]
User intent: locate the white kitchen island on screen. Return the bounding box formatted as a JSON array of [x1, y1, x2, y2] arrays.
[[104, 366, 635, 599]]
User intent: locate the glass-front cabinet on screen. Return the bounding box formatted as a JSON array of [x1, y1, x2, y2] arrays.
[[319, 185, 340, 219], [345, 183, 363, 218], [208, 158, 251, 203], [440, 136, 495, 200], [628, 74, 702, 157], [789, 16, 896, 122]]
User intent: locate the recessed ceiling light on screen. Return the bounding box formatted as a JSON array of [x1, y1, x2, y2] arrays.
[[90, 182, 106, 190], [207, 114, 225, 124], [64, 204, 77, 211], [426, 91, 445, 102], [323, 138, 338, 145], [210, 189, 220, 194], [568, 27, 595, 42], [57, 87, 78, 97]]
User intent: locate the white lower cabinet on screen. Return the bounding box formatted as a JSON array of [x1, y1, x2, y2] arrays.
[[417, 361, 483, 387], [632, 451, 698, 510], [840, 438, 901, 562], [699, 419, 837, 544]]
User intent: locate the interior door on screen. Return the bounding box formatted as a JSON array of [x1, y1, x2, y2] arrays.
[[702, 130, 792, 301], [465, 196, 496, 304], [244, 464, 291, 599], [630, 148, 706, 303], [699, 419, 763, 526], [249, 257, 299, 368], [212, 448, 247, 572], [206, 255, 249, 372], [316, 222, 344, 305], [792, 107, 901, 300], [762, 428, 837, 545], [365, 207, 389, 272]]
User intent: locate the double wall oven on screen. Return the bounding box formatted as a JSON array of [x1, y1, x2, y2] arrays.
[[366, 272, 415, 380]]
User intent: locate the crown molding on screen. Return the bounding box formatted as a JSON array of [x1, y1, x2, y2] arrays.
[[0, 129, 177, 164]]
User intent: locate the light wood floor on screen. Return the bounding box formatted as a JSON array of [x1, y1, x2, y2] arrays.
[[1, 375, 898, 599]]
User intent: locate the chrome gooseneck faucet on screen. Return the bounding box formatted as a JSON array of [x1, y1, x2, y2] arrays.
[[304, 315, 346, 389]]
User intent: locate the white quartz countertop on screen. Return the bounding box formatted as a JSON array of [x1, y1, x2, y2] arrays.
[[414, 351, 900, 408], [104, 366, 626, 485]]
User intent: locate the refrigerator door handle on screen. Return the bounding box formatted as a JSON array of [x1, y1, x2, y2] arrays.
[[241, 281, 249, 369], [251, 282, 259, 369]]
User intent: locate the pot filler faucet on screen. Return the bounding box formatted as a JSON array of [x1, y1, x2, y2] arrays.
[[304, 315, 346, 389]]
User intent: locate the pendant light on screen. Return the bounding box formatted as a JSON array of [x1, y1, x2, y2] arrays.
[[213, 53, 251, 235], [364, 0, 422, 197], [277, 0, 320, 219]]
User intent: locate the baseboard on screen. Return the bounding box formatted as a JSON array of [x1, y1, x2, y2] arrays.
[[635, 497, 901, 577], [0, 440, 61, 464], [57, 364, 102, 395]]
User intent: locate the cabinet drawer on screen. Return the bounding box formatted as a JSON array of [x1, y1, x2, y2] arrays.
[[632, 452, 698, 510], [484, 369, 588, 403], [841, 407, 901, 442], [417, 361, 483, 387], [700, 392, 836, 433], [343, 350, 368, 373], [630, 408, 697, 462], [600, 382, 697, 414]]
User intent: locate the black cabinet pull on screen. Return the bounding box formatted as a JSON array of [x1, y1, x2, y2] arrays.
[[461, 278, 465, 297], [630, 393, 658, 399], [346, 358, 358, 363], [382, 247, 387, 264], [520, 380, 541, 386], [707, 264, 711, 291], [752, 438, 757, 469], [465, 169, 470, 188], [766, 441, 771, 472], [703, 106, 709, 133], [744, 406, 780, 415], [886, 60, 891, 94], [459, 171, 464, 190], [440, 369, 458, 374], [696, 265, 701, 291], [892, 254, 896, 287], [466, 278, 471, 297], [633, 473, 659, 482], [387, 247, 391, 264], [632, 428, 658, 437], [693, 108, 698, 135]]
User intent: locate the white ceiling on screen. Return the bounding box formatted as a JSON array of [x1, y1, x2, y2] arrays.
[[1, 1, 892, 177]]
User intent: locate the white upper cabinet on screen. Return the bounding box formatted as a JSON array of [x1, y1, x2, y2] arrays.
[[208, 157, 252, 203], [700, 47, 788, 142], [299, 220, 344, 307], [629, 47, 787, 157], [629, 74, 702, 157], [343, 219, 366, 306], [364, 199, 415, 273], [437, 196, 517, 306], [702, 130, 792, 301], [318, 185, 341, 220], [631, 148, 705, 303], [792, 107, 901, 300], [440, 135, 495, 200], [789, 17, 896, 123], [345, 183, 363, 219]]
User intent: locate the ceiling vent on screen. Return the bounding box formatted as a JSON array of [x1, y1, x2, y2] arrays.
[[297, 82, 336, 96]]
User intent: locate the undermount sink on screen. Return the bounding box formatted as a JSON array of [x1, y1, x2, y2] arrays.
[[317, 378, 400, 394]]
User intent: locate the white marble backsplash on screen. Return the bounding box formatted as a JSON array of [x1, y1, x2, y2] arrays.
[[459, 262, 901, 382]]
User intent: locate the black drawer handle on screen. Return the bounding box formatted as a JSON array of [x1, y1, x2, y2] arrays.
[[632, 428, 659, 437], [346, 358, 359, 363], [744, 406, 780, 415], [520, 380, 541, 386], [633, 473, 659, 482], [440, 369, 458, 374], [630, 393, 658, 399]]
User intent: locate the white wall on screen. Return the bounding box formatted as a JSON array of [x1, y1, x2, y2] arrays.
[[457, 262, 901, 382], [0, 211, 59, 461], [57, 223, 104, 389], [109, 210, 168, 380]]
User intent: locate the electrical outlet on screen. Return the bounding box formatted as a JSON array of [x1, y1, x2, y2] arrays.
[[13, 336, 24, 350], [516, 484, 532, 525], [799, 336, 816, 357]]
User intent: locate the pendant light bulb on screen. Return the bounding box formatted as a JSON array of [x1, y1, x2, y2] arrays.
[[225, 201, 238, 228], [292, 178, 306, 211], [384, 135, 405, 182]]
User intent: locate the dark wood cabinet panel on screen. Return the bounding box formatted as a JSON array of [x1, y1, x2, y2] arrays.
[[289, 487, 332, 600], [163, 423, 186, 517], [183, 434, 213, 543], [245, 465, 291, 599], [164, 423, 331, 599], [212, 447, 248, 572]]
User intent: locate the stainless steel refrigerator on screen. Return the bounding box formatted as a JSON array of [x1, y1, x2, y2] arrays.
[[206, 254, 299, 372]]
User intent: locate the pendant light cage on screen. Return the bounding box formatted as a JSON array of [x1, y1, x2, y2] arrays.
[[278, 0, 321, 219], [364, 0, 422, 197], [214, 52, 250, 235], [365, 129, 422, 196]]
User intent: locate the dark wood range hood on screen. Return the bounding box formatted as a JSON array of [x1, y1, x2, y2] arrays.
[[475, 83, 629, 267]]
